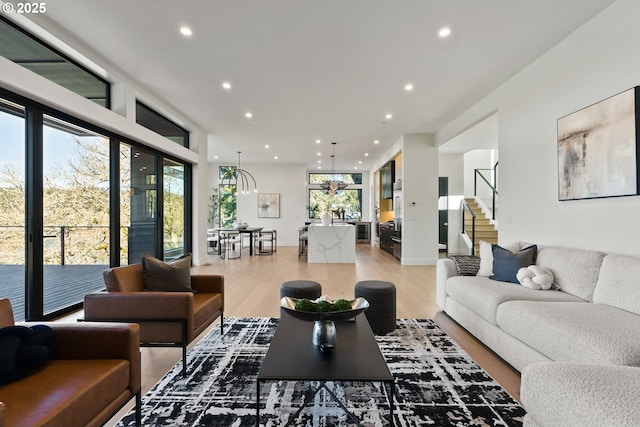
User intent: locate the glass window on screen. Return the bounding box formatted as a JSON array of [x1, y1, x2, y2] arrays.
[[0, 99, 26, 321], [0, 17, 110, 107], [120, 144, 158, 264], [136, 101, 189, 147], [42, 115, 110, 316], [309, 173, 362, 185], [0, 88, 193, 319], [163, 158, 185, 260], [219, 166, 236, 228], [308, 189, 362, 220]]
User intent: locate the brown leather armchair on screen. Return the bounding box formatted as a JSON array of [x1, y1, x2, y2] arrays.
[[83, 263, 224, 376], [0, 298, 141, 427]]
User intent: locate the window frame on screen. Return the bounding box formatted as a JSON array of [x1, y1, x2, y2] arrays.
[[135, 101, 190, 148], [0, 86, 192, 320], [0, 16, 111, 108]]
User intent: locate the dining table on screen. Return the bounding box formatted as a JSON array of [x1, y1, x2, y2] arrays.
[[217, 227, 263, 256]]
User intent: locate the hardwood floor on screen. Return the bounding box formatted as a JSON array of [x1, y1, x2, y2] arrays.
[[91, 244, 521, 426], [194, 244, 439, 319]]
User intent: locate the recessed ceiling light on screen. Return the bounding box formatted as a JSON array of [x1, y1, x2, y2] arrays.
[[245, 112, 253, 119], [214, 155, 219, 159], [438, 27, 451, 38], [180, 26, 193, 36], [317, 166, 322, 169], [317, 160, 322, 164], [354, 166, 358, 170], [374, 140, 380, 144], [316, 152, 321, 156], [315, 139, 321, 144], [265, 144, 270, 148], [358, 160, 362, 164], [274, 156, 279, 160], [385, 114, 393, 120], [404, 83, 414, 92], [222, 82, 231, 90], [364, 153, 369, 156]]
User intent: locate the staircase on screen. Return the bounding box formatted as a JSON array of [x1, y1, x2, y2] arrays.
[[463, 198, 498, 254]]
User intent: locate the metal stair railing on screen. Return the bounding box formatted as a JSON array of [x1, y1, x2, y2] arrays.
[[460, 199, 476, 255], [474, 161, 499, 220]]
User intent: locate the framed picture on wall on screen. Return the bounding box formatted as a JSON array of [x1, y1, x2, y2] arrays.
[[557, 87, 640, 200], [258, 193, 280, 218]]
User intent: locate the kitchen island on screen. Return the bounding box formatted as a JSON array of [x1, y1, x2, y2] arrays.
[[307, 223, 356, 263]]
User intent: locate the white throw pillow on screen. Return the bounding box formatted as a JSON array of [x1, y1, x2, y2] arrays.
[[477, 241, 494, 276], [476, 240, 523, 277]]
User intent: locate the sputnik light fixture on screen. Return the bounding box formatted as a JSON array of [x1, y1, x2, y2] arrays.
[[320, 142, 348, 196], [222, 151, 258, 194]]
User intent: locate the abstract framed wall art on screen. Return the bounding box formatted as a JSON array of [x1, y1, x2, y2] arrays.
[[258, 193, 280, 218], [557, 87, 640, 200]]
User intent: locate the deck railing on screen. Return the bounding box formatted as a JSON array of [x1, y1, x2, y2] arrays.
[[1, 225, 185, 265]]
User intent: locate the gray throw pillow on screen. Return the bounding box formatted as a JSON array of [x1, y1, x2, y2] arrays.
[[449, 255, 481, 276], [141, 253, 194, 292]]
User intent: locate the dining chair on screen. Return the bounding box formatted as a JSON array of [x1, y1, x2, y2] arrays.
[[206, 228, 220, 255], [255, 229, 276, 255], [219, 230, 241, 259]]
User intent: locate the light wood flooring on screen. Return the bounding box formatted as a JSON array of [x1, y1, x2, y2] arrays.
[[73, 244, 521, 426]]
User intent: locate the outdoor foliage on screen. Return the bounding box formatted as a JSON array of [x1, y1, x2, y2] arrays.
[[308, 189, 361, 219], [0, 136, 186, 265]]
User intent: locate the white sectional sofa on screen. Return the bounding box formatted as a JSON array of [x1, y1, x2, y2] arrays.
[[436, 242, 640, 426]]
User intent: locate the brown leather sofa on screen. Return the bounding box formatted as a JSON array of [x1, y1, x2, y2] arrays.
[[0, 298, 141, 427], [83, 263, 224, 375]]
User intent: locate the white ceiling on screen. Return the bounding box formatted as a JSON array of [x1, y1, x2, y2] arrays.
[[24, 0, 614, 170]]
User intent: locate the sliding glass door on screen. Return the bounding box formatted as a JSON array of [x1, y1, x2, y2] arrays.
[[163, 159, 185, 260], [0, 99, 26, 321], [42, 115, 110, 316], [120, 143, 158, 265], [0, 89, 191, 320]]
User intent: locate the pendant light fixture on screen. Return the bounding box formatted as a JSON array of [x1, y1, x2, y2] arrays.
[[321, 142, 348, 196], [222, 151, 258, 194]]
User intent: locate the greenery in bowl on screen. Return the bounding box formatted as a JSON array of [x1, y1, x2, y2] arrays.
[[295, 298, 352, 313]]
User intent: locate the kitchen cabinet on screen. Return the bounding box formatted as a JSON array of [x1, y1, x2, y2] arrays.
[[379, 223, 397, 256]]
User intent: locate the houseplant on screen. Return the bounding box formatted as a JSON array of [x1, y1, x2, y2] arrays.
[[208, 188, 220, 228]]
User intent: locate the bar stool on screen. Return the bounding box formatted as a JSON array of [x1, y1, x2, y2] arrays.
[[298, 226, 308, 257]]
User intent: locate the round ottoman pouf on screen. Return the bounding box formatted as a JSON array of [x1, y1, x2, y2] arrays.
[[280, 280, 322, 316], [354, 280, 396, 335]]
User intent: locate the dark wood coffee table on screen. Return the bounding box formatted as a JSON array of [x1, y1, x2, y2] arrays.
[[256, 312, 394, 425]]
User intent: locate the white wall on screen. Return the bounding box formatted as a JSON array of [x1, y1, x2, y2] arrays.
[[205, 161, 371, 248], [401, 134, 439, 265], [208, 162, 308, 248], [370, 134, 438, 264], [436, 0, 640, 256]]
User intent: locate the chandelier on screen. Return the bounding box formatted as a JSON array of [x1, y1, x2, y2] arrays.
[[321, 142, 348, 196], [221, 151, 258, 194]]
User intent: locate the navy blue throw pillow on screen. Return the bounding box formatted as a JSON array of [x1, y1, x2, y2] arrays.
[[0, 324, 54, 385], [490, 244, 537, 283]]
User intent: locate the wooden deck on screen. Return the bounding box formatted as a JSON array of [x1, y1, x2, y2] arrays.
[[0, 264, 108, 321]]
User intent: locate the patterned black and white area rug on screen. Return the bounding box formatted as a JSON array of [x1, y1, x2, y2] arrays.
[[117, 317, 525, 426]]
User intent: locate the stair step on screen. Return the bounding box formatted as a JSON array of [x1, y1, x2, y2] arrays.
[[464, 221, 495, 229], [464, 198, 498, 255]]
